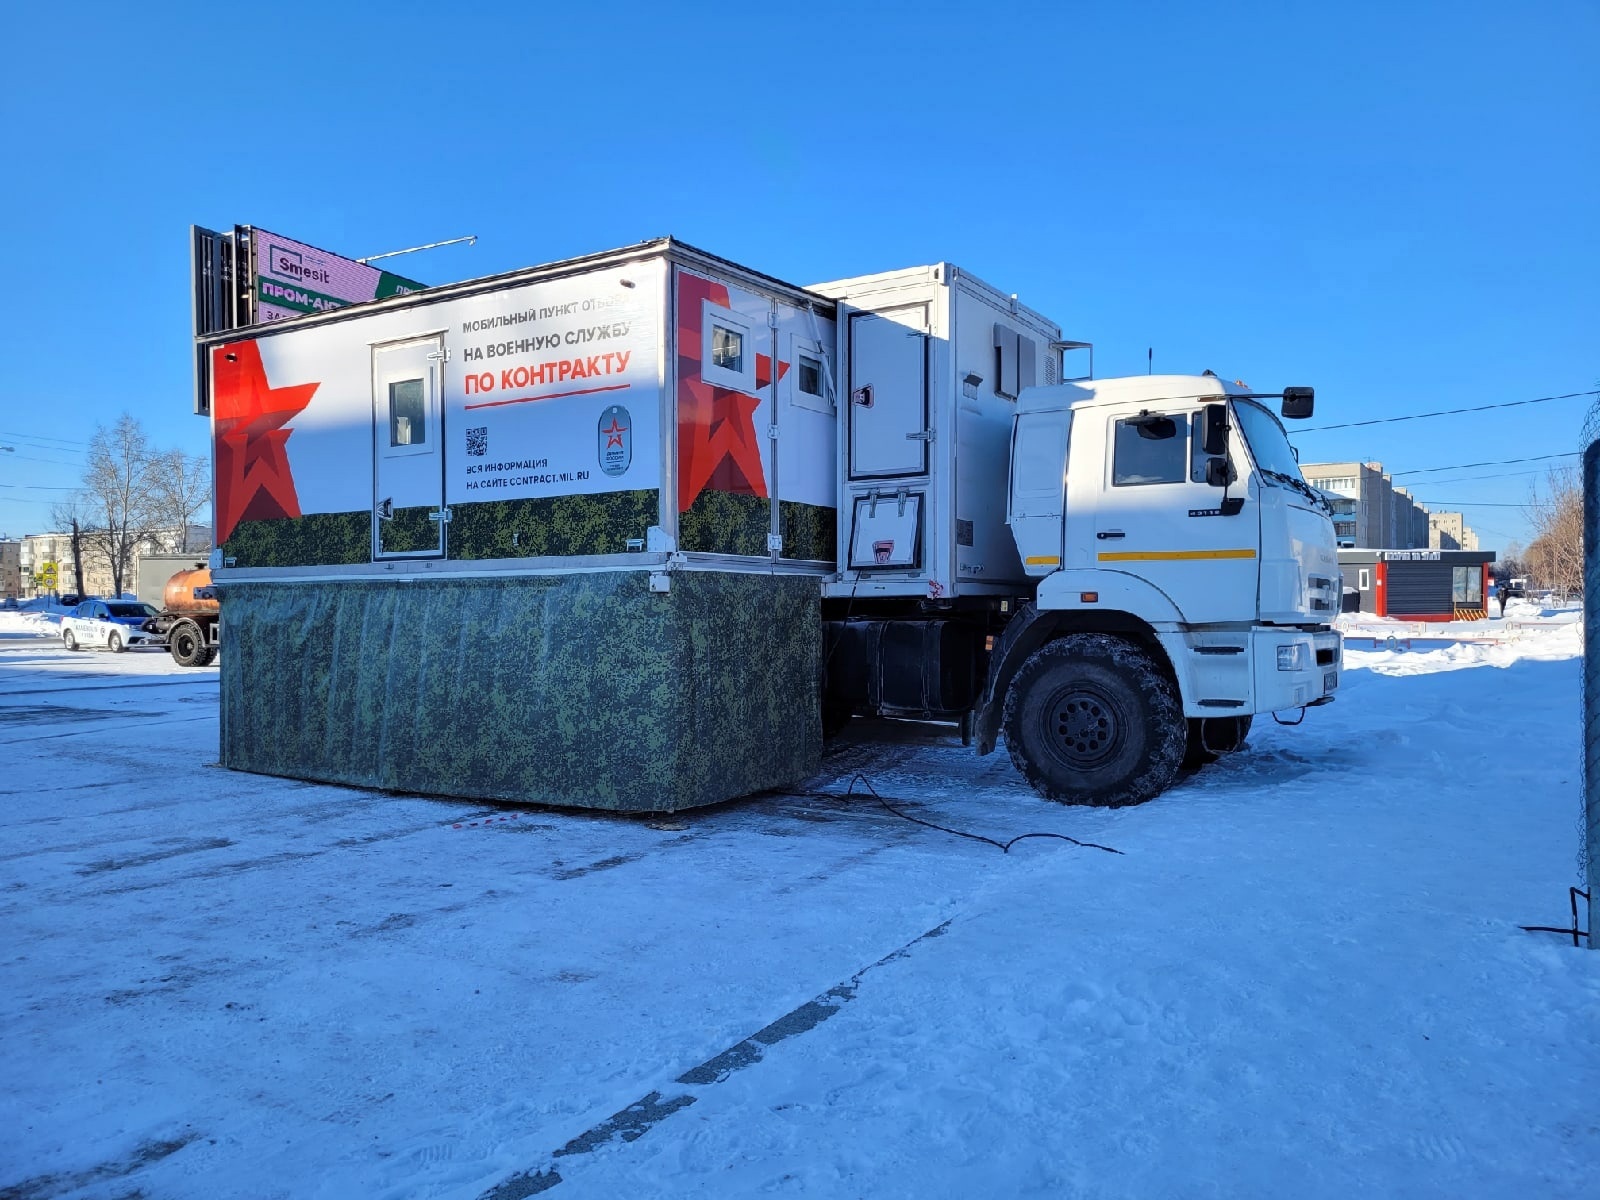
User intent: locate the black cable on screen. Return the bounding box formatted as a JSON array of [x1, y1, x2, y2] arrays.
[[1299, 389, 1600, 433], [1392, 452, 1578, 478], [797, 773, 1123, 856]]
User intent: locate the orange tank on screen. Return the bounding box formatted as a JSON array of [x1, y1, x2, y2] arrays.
[[163, 567, 219, 615]]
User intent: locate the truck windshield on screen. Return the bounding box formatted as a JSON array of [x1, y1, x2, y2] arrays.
[[1233, 400, 1305, 484]]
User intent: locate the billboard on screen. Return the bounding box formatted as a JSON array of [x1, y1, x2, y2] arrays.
[[250, 229, 424, 323]]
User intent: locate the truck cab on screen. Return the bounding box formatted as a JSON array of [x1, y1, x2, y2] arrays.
[[973, 374, 1340, 804]]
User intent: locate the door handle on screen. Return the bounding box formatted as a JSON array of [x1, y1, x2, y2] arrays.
[[1097, 530, 1125, 540]]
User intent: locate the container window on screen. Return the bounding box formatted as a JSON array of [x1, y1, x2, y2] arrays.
[[711, 325, 744, 372], [1113, 416, 1186, 486], [701, 300, 757, 393], [1358, 568, 1370, 589], [390, 379, 426, 447], [1452, 566, 1482, 604], [798, 354, 822, 397]]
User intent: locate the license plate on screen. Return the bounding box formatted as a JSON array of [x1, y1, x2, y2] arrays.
[[1324, 671, 1338, 693]]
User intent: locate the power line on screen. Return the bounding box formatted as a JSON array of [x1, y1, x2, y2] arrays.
[[0, 452, 82, 468], [1391, 452, 1578, 478], [0, 430, 89, 447], [1298, 389, 1599, 433], [1411, 501, 1532, 508]]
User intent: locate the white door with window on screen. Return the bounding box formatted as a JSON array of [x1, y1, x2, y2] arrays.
[[1093, 410, 1257, 624], [373, 335, 446, 559], [848, 307, 929, 479]]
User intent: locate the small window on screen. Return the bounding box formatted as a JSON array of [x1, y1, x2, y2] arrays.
[[711, 325, 744, 372], [1358, 569, 1370, 590], [1113, 416, 1186, 486], [390, 379, 426, 447], [701, 300, 757, 393], [798, 354, 822, 397], [1452, 566, 1482, 604]]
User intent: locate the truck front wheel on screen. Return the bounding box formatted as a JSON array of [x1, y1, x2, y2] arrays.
[[170, 621, 215, 668], [1002, 634, 1185, 808]]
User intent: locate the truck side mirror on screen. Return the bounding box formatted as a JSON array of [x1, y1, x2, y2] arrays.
[[1281, 386, 1314, 419], [1200, 403, 1229, 456], [1204, 457, 1230, 488]]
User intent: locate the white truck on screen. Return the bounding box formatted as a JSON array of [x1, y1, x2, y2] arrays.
[[812, 266, 1340, 808], [193, 234, 1339, 812]]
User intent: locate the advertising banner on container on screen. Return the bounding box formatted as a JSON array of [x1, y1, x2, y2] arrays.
[[251, 228, 425, 323]]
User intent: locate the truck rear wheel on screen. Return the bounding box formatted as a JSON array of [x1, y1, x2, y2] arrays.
[[170, 621, 213, 668], [1002, 633, 1185, 808]]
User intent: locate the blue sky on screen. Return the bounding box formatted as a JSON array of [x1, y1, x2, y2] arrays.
[[1, 0, 1594, 549]]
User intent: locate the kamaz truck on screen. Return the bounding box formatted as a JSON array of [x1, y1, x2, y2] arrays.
[[190, 233, 1340, 812]]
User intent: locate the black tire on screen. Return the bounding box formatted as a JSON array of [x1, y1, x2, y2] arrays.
[[1002, 633, 1185, 808], [170, 622, 209, 668], [821, 697, 853, 741], [62, 629, 78, 651], [193, 643, 217, 668], [1183, 714, 1255, 769], [107, 630, 124, 653], [1182, 719, 1220, 770]]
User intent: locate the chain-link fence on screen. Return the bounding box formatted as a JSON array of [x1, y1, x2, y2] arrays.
[[1581, 401, 1600, 945]]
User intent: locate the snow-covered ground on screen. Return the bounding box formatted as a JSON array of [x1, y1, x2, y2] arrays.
[[3, 613, 1597, 1198]]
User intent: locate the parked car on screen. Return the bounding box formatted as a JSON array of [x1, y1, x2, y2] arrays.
[[61, 600, 163, 652]]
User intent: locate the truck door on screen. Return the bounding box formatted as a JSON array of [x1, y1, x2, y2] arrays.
[[1008, 408, 1071, 572], [372, 334, 446, 559], [848, 307, 929, 479], [1093, 409, 1257, 624]]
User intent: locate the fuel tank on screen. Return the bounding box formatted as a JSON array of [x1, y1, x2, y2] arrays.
[[163, 567, 219, 615]]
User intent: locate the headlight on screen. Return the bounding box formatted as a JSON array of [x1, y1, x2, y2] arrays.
[[1276, 643, 1311, 672]]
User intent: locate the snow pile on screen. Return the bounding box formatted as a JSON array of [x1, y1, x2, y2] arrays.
[[1344, 614, 1582, 677], [1, 621, 1597, 1198]]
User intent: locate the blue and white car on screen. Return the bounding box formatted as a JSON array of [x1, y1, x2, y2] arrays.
[[61, 600, 162, 652]]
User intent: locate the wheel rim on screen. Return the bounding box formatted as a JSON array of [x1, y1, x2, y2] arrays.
[[1042, 682, 1129, 769]]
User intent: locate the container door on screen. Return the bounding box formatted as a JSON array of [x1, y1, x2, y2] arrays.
[[848, 306, 928, 479], [373, 335, 445, 559]]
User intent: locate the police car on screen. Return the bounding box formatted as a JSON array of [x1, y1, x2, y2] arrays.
[[61, 599, 162, 652]]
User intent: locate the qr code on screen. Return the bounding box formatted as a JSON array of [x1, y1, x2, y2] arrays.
[[466, 426, 487, 457]]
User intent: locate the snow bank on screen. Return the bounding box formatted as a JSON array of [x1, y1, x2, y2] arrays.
[[1343, 613, 1582, 677]]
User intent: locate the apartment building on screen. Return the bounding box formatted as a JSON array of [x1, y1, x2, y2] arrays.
[[0, 539, 21, 599], [1303, 460, 1478, 552]]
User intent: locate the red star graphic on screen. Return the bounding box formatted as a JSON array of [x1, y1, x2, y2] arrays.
[[212, 340, 318, 544], [674, 273, 791, 513], [601, 416, 628, 448]]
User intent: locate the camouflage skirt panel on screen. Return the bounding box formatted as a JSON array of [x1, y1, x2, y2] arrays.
[[218, 570, 822, 812]]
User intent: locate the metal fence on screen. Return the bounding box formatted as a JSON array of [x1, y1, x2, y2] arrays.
[[1581, 401, 1600, 945]]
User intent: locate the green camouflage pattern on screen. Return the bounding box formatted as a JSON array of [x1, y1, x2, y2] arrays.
[[448, 490, 659, 560], [679, 492, 837, 562], [679, 490, 768, 556], [223, 510, 370, 568], [218, 570, 822, 812], [780, 500, 837, 563], [379, 504, 441, 555]]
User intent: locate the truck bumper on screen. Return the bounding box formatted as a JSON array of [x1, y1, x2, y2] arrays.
[[1249, 627, 1340, 712]]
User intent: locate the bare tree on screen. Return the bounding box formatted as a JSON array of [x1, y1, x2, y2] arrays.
[[80, 415, 162, 598], [49, 495, 90, 600], [149, 448, 212, 552], [1525, 468, 1583, 599]]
